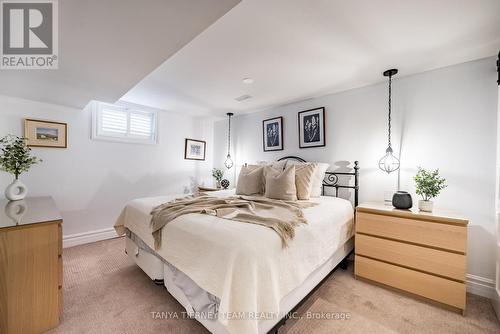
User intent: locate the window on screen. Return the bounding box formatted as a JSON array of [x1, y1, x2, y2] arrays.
[[91, 102, 157, 144]]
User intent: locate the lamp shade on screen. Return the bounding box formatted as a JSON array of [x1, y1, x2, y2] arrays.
[[224, 154, 233, 169], [379, 146, 400, 173]]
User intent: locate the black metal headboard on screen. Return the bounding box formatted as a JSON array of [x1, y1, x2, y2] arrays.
[[277, 156, 359, 206]]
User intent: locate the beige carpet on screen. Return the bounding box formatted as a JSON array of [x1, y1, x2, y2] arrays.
[[47, 237, 500, 334]]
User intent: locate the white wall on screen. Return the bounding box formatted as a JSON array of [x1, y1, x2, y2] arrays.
[[0, 95, 214, 238], [493, 84, 500, 317], [214, 57, 498, 287]]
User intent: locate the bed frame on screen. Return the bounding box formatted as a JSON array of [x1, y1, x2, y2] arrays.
[[126, 157, 360, 334], [277, 156, 359, 206], [268, 156, 359, 334]]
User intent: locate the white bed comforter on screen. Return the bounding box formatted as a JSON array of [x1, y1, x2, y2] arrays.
[[115, 190, 354, 334]]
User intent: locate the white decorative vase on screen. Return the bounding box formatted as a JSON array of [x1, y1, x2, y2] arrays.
[[215, 180, 222, 189], [418, 200, 433, 212], [4, 200, 27, 224], [5, 179, 28, 201]]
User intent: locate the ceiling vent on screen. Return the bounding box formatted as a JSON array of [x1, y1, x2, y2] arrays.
[[235, 94, 252, 102]]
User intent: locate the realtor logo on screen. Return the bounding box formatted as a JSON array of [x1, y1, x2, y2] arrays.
[[1, 0, 58, 69]]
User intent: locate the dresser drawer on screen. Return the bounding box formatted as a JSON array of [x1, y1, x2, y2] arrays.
[[355, 255, 466, 310], [356, 234, 466, 281], [356, 212, 466, 253]]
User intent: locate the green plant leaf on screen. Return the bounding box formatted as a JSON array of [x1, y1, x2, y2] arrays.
[[212, 168, 224, 181], [0, 135, 42, 179], [414, 167, 447, 201]]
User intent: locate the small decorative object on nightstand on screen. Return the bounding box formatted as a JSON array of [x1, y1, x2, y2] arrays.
[[414, 167, 447, 212], [392, 191, 412, 209], [354, 202, 468, 315], [221, 179, 230, 189], [383, 190, 394, 205], [0, 135, 42, 201], [212, 168, 224, 189]]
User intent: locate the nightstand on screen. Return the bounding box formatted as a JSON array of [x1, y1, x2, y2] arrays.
[[354, 202, 468, 314], [197, 186, 221, 192]]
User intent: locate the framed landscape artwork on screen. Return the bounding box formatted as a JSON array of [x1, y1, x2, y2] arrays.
[[298, 107, 325, 148], [262, 116, 283, 151], [24, 119, 67, 148], [184, 138, 206, 160]]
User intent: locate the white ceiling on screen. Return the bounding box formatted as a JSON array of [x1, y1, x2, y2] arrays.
[[121, 0, 500, 116], [0, 0, 240, 108]]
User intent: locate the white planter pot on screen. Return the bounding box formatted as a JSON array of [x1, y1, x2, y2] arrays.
[[5, 179, 28, 201], [418, 200, 433, 212]]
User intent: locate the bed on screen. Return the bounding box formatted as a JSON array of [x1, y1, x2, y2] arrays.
[[115, 157, 359, 334]]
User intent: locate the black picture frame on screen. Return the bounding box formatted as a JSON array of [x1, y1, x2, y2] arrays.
[[298, 107, 325, 148], [184, 138, 206, 160], [262, 116, 284, 152]]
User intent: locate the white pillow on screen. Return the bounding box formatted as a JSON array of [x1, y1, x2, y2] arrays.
[[294, 163, 318, 200], [286, 160, 329, 197], [310, 163, 329, 197]]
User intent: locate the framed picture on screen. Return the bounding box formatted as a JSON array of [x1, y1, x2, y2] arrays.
[[24, 119, 67, 148], [262, 116, 283, 151], [184, 138, 206, 160], [298, 107, 325, 148]]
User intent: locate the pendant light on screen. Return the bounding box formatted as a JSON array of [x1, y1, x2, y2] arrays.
[[378, 69, 400, 174], [224, 112, 234, 169]]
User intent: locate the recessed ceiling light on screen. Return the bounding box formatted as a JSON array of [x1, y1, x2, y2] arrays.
[[242, 78, 254, 84], [235, 94, 252, 102]]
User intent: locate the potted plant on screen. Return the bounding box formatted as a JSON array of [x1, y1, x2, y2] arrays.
[[212, 168, 224, 189], [0, 135, 41, 201], [414, 167, 447, 212]]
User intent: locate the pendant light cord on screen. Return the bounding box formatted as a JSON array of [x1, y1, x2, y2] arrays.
[[227, 114, 231, 155], [388, 73, 392, 148]]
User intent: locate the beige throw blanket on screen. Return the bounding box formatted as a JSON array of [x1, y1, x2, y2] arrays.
[[150, 193, 316, 249]]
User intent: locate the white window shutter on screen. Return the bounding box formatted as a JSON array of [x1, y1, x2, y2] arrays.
[[100, 107, 127, 135], [129, 111, 154, 138], [92, 102, 157, 144]]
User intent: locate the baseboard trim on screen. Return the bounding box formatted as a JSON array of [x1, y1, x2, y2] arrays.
[[63, 227, 118, 248], [466, 274, 495, 298]]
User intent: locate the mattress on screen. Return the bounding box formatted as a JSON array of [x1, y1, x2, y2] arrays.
[[116, 190, 354, 334], [126, 233, 353, 334], [119, 189, 353, 257]]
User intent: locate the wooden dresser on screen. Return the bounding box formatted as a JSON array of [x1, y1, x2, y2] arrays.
[[0, 197, 63, 334], [355, 203, 468, 314]]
